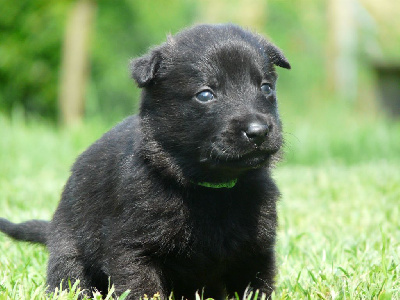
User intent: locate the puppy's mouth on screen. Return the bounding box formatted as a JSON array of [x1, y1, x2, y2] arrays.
[[200, 147, 279, 170]]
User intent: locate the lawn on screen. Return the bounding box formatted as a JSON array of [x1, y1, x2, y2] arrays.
[[0, 105, 399, 299]]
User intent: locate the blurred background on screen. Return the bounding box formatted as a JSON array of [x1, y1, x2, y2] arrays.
[[0, 0, 399, 164]]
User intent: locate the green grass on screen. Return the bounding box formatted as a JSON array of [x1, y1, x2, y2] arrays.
[[274, 163, 400, 299], [0, 105, 399, 299]]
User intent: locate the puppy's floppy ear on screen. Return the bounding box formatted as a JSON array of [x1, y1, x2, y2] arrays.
[[266, 43, 291, 70], [130, 50, 162, 87]]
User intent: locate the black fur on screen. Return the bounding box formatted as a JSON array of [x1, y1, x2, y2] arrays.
[[0, 24, 290, 299], [0, 219, 48, 244]]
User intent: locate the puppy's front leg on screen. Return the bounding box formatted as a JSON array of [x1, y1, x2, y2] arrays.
[[225, 251, 276, 299], [108, 253, 167, 299]]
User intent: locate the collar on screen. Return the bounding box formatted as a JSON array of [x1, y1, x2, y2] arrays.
[[193, 178, 238, 189]]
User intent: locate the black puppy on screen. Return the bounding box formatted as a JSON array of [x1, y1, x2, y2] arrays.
[[0, 24, 290, 299]]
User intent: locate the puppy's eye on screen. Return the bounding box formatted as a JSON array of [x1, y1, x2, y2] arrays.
[[196, 90, 215, 103], [261, 83, 273, 95]]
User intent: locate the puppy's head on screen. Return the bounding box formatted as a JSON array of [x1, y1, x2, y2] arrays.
[[131, 24, 290, 185]]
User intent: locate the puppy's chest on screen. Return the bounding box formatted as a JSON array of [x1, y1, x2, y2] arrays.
[[179, 192, 266, 258], [139, 187, 271, 259]]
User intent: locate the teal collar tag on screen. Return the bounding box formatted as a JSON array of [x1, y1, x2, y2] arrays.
[[194, 178, 238, 189]]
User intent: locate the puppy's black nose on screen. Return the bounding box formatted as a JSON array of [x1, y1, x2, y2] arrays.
[[244, 122, 270, 145]]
